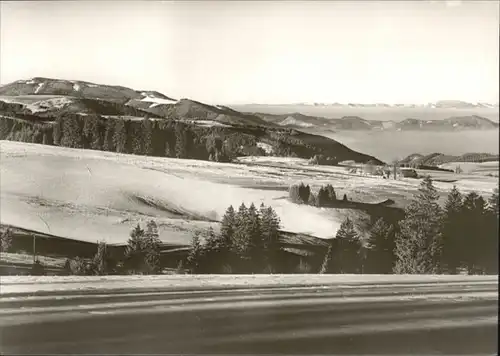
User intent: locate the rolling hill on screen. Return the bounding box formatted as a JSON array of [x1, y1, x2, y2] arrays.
[[399, 152, 500, 167], [0, 77, 141, 102], [0, 77, 383, 165], [251, 111, 499, 131], [0, 78, 273, 127]]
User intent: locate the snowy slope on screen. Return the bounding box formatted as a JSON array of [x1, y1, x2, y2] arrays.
[[0, 142, 347, 245]]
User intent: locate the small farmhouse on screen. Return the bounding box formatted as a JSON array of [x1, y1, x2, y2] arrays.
[[400, 168, 418, 178]]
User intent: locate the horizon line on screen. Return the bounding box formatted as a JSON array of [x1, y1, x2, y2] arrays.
[[1, 76, 498, 107]]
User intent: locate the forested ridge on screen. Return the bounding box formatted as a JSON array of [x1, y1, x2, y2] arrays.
[[0, 101, 382, 164]]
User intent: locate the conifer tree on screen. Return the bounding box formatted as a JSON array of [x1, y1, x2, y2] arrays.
[[131, 123, 143, 155], [246, 203, 264, 272], [334, 217, 362, 273], [485, 188, 499, 274], [260, 203, 281, 272], [53, 116, 63, 146], [175, 124, 187, 158], [187, 232, 203, 273], [113, 119, 127, 153], [90, 118, 103, 150], [201, 227, 225, 273], [440, 186, 464, 274], [61, 115, 83, 148], [103, 119, 115, 151], [0, 118, 13, 140], [32, 128, 43, 144], [325, 184, 337, 202], [165, 141, 172, 157], [461, 192, 488, 274], [150, 120, 163, 156], [143, 220, 162, 274], [298, 183, 311, 203], [488, 188, 499, 217], [124, 224, 146, 274], [317, 186, 330, 207], [231, 203, 250, 271], [141, 118, 153, 156], [289, 184, 301, 204], [365, 218, 395, 273], [308, 192, 318, 206], [220, 205, 236, 248], [0, 228, 13, 252], [394, 176, 443, 274], [82, 116, 94, 149], [42, 131, 49, 145], [212, 205, 237, 272]]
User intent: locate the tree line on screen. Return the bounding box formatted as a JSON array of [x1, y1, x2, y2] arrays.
[[289, 182, 348, 207], [0, 114, 266, 162], [185, 177, 497, 275], [187, 203, 282, 274], [0, 113, 364, 164], [319, 178, 499, 275], [0, 112, 343, 163], [56, 203, 282, 276]]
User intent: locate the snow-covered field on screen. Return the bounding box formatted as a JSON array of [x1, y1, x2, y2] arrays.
[[0, 142, 346, 244], [1, 141, 497, 247], [439, 161, 499, 176]]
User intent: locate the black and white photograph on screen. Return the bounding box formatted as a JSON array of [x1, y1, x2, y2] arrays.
[[0, 0, 498, 354]]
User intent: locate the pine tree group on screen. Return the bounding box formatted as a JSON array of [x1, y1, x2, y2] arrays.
[[290, 182, 340, 207], [186, 203, 282, 274], [124, 221, 162, 274], [439, 186, 498, 275]]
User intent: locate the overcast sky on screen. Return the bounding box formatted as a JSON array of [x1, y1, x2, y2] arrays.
[[1, 1, 498, 104]]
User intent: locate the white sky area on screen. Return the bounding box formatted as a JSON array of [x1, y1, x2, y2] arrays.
[[1, 1, 498, 105]]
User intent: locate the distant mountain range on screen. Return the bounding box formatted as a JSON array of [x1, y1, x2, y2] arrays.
[[251, 111, 499, 131], [253, 100, 499, 109], [0, 77, 497, 134]]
